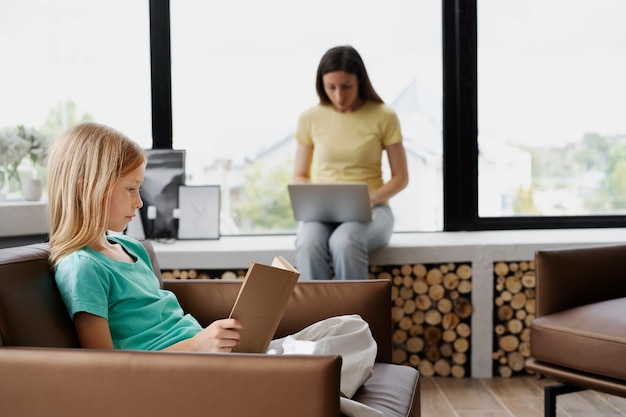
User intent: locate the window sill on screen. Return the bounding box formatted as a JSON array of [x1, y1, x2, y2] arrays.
[[0, 200, 48, 237], [2, 200, 625, 263], [148, 228, 626, 270]]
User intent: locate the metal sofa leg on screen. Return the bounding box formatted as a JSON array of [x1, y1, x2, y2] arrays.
[[544, 383, 586, 417]]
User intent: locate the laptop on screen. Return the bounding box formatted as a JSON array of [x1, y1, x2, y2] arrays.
[[287, 183, 372, 223]]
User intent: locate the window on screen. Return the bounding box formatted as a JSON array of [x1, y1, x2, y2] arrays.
[[443, 0, 626, 230], [169, 0, 443, 234], [7, 1, 623, 235], [478, 0, 626, 219], [0, 1, 151, 200]]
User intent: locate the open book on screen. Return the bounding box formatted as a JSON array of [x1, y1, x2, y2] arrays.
[[228, 256, 300, 353]]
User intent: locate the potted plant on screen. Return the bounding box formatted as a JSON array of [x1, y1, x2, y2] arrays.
[[0, 125, 52, 201]]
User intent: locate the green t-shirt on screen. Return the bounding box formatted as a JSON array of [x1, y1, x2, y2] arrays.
[[54, 234, 202, 350]]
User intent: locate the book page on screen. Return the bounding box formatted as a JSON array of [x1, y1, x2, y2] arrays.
[[271, 255, 297, 271]]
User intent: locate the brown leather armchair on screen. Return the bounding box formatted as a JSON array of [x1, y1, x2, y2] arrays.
[[526, 244, 626, 417], [0, 241, 419, 417]]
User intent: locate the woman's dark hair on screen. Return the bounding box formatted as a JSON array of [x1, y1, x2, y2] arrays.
[[315, 45, 384, 105]]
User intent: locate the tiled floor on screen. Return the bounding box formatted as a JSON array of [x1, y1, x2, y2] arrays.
[[420, 376, 626, 417]]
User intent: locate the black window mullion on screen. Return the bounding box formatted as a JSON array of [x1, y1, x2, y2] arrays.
[[149, 0, 172, 149], [443, 0, 478, 231]]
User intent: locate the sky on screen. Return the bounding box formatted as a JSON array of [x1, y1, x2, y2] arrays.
[[477, 0, 626, 146]]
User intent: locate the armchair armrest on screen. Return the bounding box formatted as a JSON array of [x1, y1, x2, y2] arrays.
[[0, 347, 341, 417], [164, 279, 393, 363], [535, 244, 626, 316]]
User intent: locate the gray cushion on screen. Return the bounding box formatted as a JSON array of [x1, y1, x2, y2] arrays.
[[350, 363, 420, 417]]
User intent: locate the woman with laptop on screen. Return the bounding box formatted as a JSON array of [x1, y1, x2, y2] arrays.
[[293, 45, 409, 280]]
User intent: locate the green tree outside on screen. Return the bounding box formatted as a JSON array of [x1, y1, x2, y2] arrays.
[[233, 157, 297, 233]]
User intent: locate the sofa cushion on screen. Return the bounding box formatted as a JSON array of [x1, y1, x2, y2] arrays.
[[350, 363, 420, 417], [530, 297, 626, 381]]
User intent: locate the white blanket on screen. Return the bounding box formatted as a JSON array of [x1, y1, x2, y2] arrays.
[[267, 314, 382, 417]]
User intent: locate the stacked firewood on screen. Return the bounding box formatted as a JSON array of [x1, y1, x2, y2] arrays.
[[372, 262, 473, 378], [161, 268, 245, 280], [492, 260, 536, 377]]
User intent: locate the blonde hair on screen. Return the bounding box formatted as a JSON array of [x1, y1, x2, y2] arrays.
[[47, 122, 146, 267]]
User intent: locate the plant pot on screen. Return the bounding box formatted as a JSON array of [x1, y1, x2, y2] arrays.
[[21, 178, 42, 201]]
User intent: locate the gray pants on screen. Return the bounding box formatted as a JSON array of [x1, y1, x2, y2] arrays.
[[294, 204, 394, 280]]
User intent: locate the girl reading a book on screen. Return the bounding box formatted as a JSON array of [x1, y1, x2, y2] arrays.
[[48, 122, 378, 415], [48, 122, 243, 352]]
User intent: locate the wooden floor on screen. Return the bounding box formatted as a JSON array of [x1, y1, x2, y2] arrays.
[[420, 376, 626, 417]]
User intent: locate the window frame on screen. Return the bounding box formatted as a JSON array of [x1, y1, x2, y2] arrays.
[[149, 0, 173, 150], [149, 0, 626, 232], [442, 0, 626, 230]]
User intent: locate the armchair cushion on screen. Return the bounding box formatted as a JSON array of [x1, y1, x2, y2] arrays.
[[530, 297, 626, 381], [0, 243, 78, 348], [355, 362, 420, 417]]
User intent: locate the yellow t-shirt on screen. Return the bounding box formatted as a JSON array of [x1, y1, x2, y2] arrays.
[[295, 100, 403, 192]]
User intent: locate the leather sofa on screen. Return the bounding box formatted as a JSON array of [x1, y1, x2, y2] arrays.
[[0, 241, 419, 417], [526, 244, 626, 417]]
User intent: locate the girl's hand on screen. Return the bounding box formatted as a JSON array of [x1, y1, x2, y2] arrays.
[[191, 318, 243, 353]]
